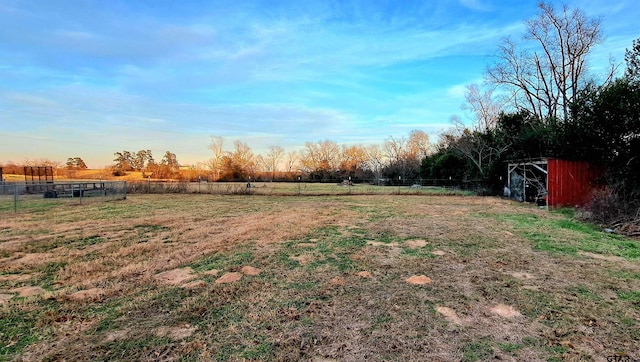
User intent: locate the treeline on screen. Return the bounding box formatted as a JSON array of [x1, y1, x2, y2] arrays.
[[207, 130, 430, 183], [106, 130, 431, 184]]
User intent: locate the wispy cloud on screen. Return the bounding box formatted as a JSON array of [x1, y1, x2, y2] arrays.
[[459, 0, 493, 11]]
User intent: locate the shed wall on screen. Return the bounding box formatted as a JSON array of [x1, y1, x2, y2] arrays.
[[547, 159, 601, 207]]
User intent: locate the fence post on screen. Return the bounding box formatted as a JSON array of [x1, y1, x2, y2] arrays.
[[124, 181, 127, 199], [14, 184, 17, 212]]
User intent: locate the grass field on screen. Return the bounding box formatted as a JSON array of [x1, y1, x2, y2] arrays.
[[1, 194, 639, 361]]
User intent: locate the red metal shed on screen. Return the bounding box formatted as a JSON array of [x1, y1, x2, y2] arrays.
[[547, 159, 603, 207], [507, 158, 603, 208]]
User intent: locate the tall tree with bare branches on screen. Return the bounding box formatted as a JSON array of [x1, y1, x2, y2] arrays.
[[208, 136, 225, 180], [263, 145, 285, 181], [285, 151, 299, 174], [463, 84, 504, 132], [488, 2, 606, 121]]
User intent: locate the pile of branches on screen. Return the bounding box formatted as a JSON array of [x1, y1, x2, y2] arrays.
[[580, 188, 640, 238]]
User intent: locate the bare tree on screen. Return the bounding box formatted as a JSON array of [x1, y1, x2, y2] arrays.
[[285, 150, 299, 174], [383, 136, 407, 163], [208, 136, 225, 180], [364, 144, 386, 183], [254, 155, 266, 174], [463, 84, 504, 131], [339, 145, 368, 178], [407, 130, 431, 160], [444, 115, 510, 176], [300, 140, 340, 179], [264, 145, 285, 181], [487, 2, 606, 121], [230, 140, 255, 175]]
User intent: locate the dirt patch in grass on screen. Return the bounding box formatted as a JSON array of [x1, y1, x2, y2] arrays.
[[509, 271, 536, 280], [2, 195, 640, 361], [0, 273, 33, 282], [366, 240, 399, 247], [490, 304, 522, 318], [67, 287, 104, 301], [404, 239, 428, 248], [435, 306, 463, 325], [215, 272, 243, 284], [0, 293, 13, 303], [9, 286, 46, 297], [290, 253, 316, 265], [182, 280, 206, 289], [155, 323, 197, 339], [405, 275, 432, 285], [202, 269, 219, 276], [154, 268, 197, 286], [240, 266, 262, 276]]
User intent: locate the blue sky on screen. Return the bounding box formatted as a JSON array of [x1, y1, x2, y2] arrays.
[[1, 0, 638, 168]]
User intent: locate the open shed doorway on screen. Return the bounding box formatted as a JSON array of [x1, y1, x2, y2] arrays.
[[507, 159, 548, 206]]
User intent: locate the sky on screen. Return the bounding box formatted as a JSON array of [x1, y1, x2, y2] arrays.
[[0, 0, 638, 168]]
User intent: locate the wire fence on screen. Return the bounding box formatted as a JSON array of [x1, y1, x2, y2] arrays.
[[0, 179, 484, 212], [124, 180, 478, 196], [0, 181, 127, 212]]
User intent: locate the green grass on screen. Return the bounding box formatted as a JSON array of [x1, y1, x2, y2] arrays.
[[618, 291, 640, 307], [497, 213, 640, 259], [32, 262, 67, 289], [240, 340, 274, 360], [569, 285, 602, 300], [190, 249, 255, 272], [607, 269, 640, 280], [499, 342, 523, 354], [69, 235, 105, 249], [0, 309, 43, 356], [18, 233, 105, 253], [133, 224, 170, 232], [461, 340, 494, 362], [400, 244, 436, 258]]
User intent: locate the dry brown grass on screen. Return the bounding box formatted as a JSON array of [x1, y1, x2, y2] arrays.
[[1, 194, 639, 361]]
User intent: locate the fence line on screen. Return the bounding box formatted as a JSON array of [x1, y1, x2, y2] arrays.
[[0, 179, 486, 212], [124, 180, 480, 196]]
